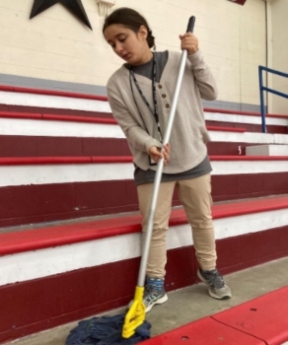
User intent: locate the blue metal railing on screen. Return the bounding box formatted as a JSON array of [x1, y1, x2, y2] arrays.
[[259, 66, 288, 133]]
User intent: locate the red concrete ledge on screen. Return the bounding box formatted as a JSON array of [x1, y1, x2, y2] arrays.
[[0, 84, 287, 119], [145, 286, 288, 344], [212, 285, 288, 345], [0, 195, 287, 256], [0, 111, 42, 120], [0, 111, 247, 132], [0, 111, 117, 124], [0, 156, 133, 165], [145, 317, 265, 344], [206, 125, 246, 132], [0, 155, 287, 165]]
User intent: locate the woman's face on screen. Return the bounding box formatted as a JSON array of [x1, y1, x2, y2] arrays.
[[104, 24, 150, 65]]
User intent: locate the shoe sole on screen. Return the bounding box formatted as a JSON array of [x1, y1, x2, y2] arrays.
[[145, 293, 168, 313], [197, 270, 232, 300]]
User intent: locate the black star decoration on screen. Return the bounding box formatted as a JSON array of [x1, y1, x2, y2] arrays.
[[30, 0, 92, 30]]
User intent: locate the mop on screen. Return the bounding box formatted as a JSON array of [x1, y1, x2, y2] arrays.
[[66, 15, 196, 345]]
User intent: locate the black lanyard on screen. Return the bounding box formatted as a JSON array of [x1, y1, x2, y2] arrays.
[[129, 54, 163, 142]]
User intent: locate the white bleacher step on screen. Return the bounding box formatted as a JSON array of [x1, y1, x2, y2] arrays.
[[246, 144, 288, 156]]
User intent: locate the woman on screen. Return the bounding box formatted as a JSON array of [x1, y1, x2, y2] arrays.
[[103, 7, 231, 313]]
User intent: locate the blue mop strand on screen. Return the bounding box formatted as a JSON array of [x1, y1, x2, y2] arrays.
[[66, 314, 151, 345]]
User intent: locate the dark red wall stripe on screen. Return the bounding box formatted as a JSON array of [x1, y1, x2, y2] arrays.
[[0, 136, 250, 157], [0, 136, 131, 157], [0, 173, 287, 227], [4, 134, 284, 157], [0, 180, 139, 228], [1, 135, 280, 157]]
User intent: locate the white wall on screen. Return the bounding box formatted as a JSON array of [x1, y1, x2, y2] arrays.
[[269, 0, 288, 115], [0, 0, 266, 107]]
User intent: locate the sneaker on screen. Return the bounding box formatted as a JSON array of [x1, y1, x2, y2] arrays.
[[143, 277, 168, 313], [197, 268, 232, 300]]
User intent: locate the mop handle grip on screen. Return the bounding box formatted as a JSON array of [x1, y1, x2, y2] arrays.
[[186, 16, 196, 33]]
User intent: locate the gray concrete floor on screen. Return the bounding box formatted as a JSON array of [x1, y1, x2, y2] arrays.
[[6, 257, 288, 345]]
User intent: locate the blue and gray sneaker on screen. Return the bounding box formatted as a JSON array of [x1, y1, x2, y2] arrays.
[[197, 268, 232, 300], [143, 277, 168, 312]]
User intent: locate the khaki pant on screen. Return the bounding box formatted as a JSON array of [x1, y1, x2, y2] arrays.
[[137, 173, 217, 278]]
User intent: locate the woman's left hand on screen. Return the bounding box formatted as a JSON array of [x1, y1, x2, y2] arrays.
[[179, 32, 199, 55]]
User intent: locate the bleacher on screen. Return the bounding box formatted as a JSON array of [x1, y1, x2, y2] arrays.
[[0, 85, 287, 344]]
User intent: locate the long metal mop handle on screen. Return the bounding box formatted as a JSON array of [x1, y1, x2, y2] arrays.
[[137, 16, 196, 287]]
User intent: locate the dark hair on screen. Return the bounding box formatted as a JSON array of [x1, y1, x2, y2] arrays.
[[102, 7, 156, 49]]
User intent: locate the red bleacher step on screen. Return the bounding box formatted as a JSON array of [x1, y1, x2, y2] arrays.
[[0, 155, 287, 166], [0, 195, 287, 256], [206, 125, 246, 132], [143, 317, 265, 344], [144, 286, 288, 345], [213, 286, 288, 345]]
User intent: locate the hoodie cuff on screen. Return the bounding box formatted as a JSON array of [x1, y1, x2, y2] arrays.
[[144, 138, 162, 154], [187, 49, 203, 64]]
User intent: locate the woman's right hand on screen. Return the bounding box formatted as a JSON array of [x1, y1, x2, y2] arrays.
[[148, 144, 170, 165]]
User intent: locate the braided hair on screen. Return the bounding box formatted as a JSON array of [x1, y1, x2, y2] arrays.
[[102, 7, 156, 50]]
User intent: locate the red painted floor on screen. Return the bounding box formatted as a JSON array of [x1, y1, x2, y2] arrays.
[[143, 286, 288, 345]]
